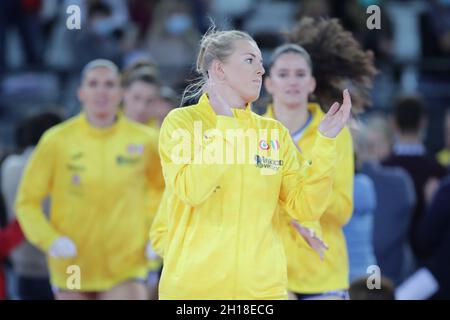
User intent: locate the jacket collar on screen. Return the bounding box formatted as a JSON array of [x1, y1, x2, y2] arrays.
[[264, 102, 323, 137], [77, 112, 123, 138], [197, 93, 253, 122]]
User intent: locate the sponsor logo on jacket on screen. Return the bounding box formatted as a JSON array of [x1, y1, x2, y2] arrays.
[[254, 155, 283, 171], [116, 155, 140, 165]]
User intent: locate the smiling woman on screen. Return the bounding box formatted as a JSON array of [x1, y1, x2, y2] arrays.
[[150, 27, 353, 300]]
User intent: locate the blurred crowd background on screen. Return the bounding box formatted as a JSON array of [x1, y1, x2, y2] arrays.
[[1, 0, 450, 300], [0, 0, 449, 151]]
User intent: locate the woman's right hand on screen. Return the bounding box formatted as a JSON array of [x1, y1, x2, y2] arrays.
[[48, 236, 77, 258]]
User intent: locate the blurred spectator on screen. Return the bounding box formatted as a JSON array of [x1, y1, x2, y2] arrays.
[[240, 1, 296, 66], [296, 0, 331, 20], [209, 0, 255, 30], [344, 164, 377, 282], [127, 0, 158, 44], [359, 113, 393, 163], [383, 94, 447, 261], [418, 0, 450, 154], [344, 121, 378, 284], [340, 0, 393, 61], [416, 175, 450, 299], [44, 0, 80, 71], [0, 0, 44, 72], [395, 267, 439, 300], [39, 0, 62, 50], [349, 275, 395, 300], [386, 0, 426, 64], [72, 0, 129, 69], [397, 175, 450, 299], [429, 0, 450, 57], [144, 0, 201, 87], [190, 0, 211, 34], [354, 118, 416, 285], [1, 112, 62, 300], [361, 162, 416, 286], [242, 1, 296, 44], [0, 200, 6, 230], [0, 154, 7, 228], [0, 219, 24, 300], [86, 0, 129, 38], [436, 109, 450, 170]]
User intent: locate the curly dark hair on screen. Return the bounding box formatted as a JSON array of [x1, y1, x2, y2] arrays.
[[286, 17, 377, 113]]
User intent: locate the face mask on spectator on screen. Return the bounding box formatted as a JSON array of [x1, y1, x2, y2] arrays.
[[91, 17, 113, 36], [165, 13, 192, 36]]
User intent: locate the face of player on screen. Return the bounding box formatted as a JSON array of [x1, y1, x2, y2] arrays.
[[220, 39, 266, 105], [265, 52, 316, 108], [78, 67, 122, 127], [123, 80, 160, 124]]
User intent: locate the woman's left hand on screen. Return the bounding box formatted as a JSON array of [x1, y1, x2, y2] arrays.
[[318, 89, 352, 138], [291, 220, 328, 260]]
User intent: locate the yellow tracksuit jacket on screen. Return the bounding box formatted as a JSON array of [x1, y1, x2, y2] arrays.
[[15, 113, 164, 291], [264, 103, 354, 294], [147, 118, 160, 131], [152, 93, 337, 299], [143, 117, 164, 272]]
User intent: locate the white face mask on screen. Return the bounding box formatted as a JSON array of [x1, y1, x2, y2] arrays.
[[91, 18, 113, 36], [165, 13, 192, 36]]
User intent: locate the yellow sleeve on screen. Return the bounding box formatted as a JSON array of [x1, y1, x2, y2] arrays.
[[322, 127, 354, 226], [159, 113, 235, 207], [149, 189, 170, 258], [146, 128, 165, 219], [279, 127, 336, 238], [15, 131, 61, 251]]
